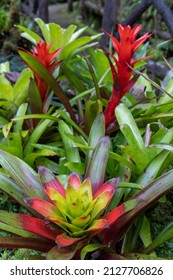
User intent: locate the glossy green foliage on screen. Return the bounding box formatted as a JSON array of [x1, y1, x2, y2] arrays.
[[0, 62, 31, 123], [17, 19, 100, 60], [1, 19, 173, 260]]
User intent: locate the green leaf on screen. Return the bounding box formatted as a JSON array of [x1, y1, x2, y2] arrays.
[[123, 253, 165, 260], [59, 120, 81, 163], [0, 61, 10, 73], [13, 103, 28, 133], [116, 103, 157, 171], [0, 149, 45, 198], [0, 75, 13, 100], [139, 216, 153, 248], [159, 78, 173, 104], [49, 23, 63, 50], [86, 113, 105, 168], [89, 48, 112, 86], [0, 116, 9, 127], [13, 68, 32, 107], [29, 78, 42, 115], [62, 25, 77, 46], [0, 174, 37, 215], [85, 136, 110, 194], [18, 50, 76, 122], [35, 18, 51, 43], [36, 157, 69, 175], [136, 74, 156, 102], [58, 110, 88, 140], [70, 26, 88, 42], [0, 99, 17, 119], [109, 151, 140, 174], [118, 182, 142, 190], [59, 36, 96, 59], [24, 149, 57, 166], [137, 150, 170, 186], [85, 100, 103, 132], [0, 221, 34, 238], [81, 244, 104, 260], [143, 222, 173, 254], [151, 143, 173, 151], [61, 62, 86, 92], [86, 58, 101, 100], [116, 103, 144, 149], [65, 162, 85, 174], [23, 111, 59, 157], [47, 246, 76, 260], [70, 87, 96, 105], [102, 169, 173, 246], [0, 210, 40, 237], [2, 121, 13, 138], [17, 24, 41, 44], [32, 143, 65, 157], [0, 132, 23, 158]]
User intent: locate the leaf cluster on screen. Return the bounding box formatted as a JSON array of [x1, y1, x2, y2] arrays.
[[0, 18, 173, 260]]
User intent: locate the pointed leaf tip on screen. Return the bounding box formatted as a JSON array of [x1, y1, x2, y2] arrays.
[[94, 177, 119, 198], [68, 172, 81, 190], [38, 166, 66, 197], [85, 136, 111, 195], [56, 233, 83, 248], [24, 197, 33, 207]]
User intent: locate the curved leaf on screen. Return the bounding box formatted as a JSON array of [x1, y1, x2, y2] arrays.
[[0, 149, 45, 198], [47, 245, 76, 260], [81, 243, 104, 260], [100, 169, 173, 246], [0, 236, 54, 252], [18, 50, 76, 122], [143, 222, 173, 254], [85, 136, 110, 195]]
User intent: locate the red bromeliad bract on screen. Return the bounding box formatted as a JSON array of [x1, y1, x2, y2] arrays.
[[104, 24, 152, 127], [22, 40, 61, 110]]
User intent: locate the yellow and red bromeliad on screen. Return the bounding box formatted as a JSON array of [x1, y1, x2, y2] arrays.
[[25, 167, 122, 247]]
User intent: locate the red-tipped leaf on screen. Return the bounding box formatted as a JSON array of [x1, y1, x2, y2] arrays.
[[39, 166, 66, 197], [56, 233, 83, 248]]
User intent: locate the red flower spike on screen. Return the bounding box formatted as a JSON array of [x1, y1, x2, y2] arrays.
[[104, 24, 152, 127], [20, 40, 61, 112]]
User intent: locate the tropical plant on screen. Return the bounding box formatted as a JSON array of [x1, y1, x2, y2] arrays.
[[20, 40, 62, 117], [104, 24, 151, 128], [0, 110, 173, 259], [1, 18, 173, 260]]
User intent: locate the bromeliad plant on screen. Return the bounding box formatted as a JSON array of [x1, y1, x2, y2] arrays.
[[17, 18, 102, 128], [0, 132, 135, 259], [1, 113, 173, 260], [104, 24, 152, 128], [17, 20, 153, 133], [1, 18, 173, 260], [0, 20, 97, 162], [20, 40, 62, 116], [25, 165, 119, 248]]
